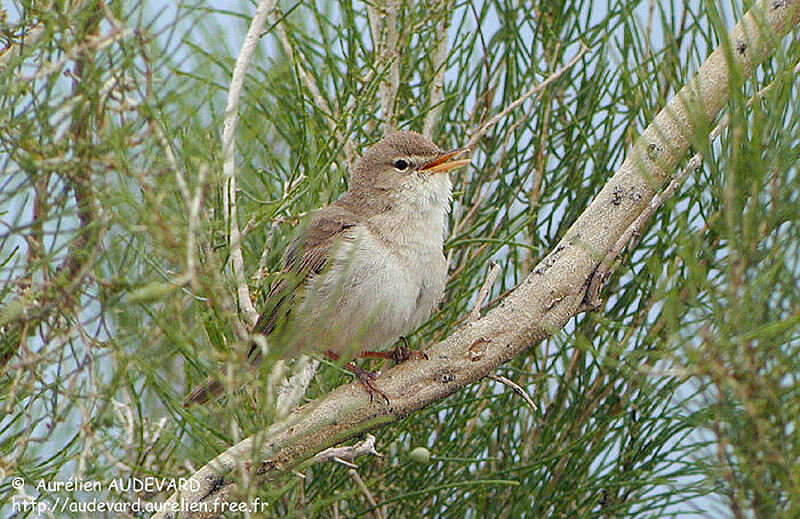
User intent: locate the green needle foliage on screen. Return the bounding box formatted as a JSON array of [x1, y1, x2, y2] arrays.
[[1, 0, 799, 517]]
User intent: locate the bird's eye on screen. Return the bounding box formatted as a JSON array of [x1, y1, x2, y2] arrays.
[[392, 158, 412, 172]]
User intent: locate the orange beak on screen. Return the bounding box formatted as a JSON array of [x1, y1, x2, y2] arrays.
[[419, 147, 471, 174]]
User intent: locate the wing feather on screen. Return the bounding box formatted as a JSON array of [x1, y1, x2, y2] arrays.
[[253, 204, 358, 336]]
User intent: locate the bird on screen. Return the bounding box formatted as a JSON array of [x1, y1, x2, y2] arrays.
[[183, 130, 470, 406]]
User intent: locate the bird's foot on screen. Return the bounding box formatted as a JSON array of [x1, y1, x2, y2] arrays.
[[348, 363, 390, 405], [394, 337, 428, 362], [325, 350, 390, 405]]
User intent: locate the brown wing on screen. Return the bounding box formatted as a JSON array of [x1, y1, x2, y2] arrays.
[[183, 203, 359, 407], [252, 204, 359, 336]]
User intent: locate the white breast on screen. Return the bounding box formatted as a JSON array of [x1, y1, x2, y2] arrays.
[[292, 175, 451, 358]]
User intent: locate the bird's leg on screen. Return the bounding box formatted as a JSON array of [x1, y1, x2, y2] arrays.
[[359, 337, 429, 363], [324, 350, 390, 405]]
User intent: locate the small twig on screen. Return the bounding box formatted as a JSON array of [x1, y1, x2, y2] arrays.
[[422, 0, 451, 138], [111, 399, 136, 447], [274, 26, 332, 123], [368, 2, 401, 135], [313, 434, 383, 467], [528, 78, 554, 211], [274, 17, 357, 165], [348, 469, 384, 519], [466, 43, 590, 150], [489, 374, 538, 412], [0, 21, 46, 68], [185, 165, 207, 288], [11, 25, 134, 81], [275, 356, 320, 418], [331, 458, 356, 469], [149, 119, 190, 202], [469, 261, 501, 322], [27, 173, 49, 274], [222, 0, 276, 326]]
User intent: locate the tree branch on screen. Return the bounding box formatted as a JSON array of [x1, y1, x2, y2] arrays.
[[312, 433, 383, 467], [469, 261, 500, 322], [422, 0, 452, 139], [1, 3, 108, 364], [368, 2, 402, 135], [154, 2, 800, 516], [222, 0, 276, 326], [580, 55, 800, 311]]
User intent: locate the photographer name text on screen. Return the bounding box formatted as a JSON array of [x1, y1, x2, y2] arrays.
[[36, 476, 199, 493]]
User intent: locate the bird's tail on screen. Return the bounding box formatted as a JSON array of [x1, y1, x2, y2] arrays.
[[182, 374, 225, 407], [182, 348, 265, 407]]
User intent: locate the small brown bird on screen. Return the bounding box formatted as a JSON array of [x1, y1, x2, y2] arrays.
[[184, 130, 470, 406]]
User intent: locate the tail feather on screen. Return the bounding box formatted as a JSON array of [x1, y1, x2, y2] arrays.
[[182, 349, 265, 407], [182, 375, 225, 407]]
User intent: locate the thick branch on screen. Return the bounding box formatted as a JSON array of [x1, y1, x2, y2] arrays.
[[154, 2, 800, 516]]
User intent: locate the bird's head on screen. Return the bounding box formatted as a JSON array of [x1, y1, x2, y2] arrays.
[[349, 130, 471, 212]]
